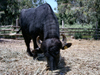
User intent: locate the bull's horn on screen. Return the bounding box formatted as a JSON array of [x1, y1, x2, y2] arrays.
[[61, 34, 67, 46], [36, 36, 42, 48], [61, 34, 72, 50]]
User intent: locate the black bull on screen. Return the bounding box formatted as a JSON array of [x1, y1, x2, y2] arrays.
[[18, 3, 72, 70]]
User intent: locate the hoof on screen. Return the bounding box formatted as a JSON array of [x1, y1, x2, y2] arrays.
[[32, 51, 38, 59], [27, 52, 33, 57], [33, 54, 38, 59], [46, 64, 50, 70]]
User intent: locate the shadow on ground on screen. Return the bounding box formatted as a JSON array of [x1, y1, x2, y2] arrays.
[[37, 55, 71, 75], [56, 57, 71, 75]]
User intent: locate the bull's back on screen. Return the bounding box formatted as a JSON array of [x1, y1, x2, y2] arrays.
[[19, 3, 59, 39], [19, 8, 35, 32]]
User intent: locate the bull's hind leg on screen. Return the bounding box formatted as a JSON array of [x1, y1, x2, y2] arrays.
[[22, 33, 33, 57]]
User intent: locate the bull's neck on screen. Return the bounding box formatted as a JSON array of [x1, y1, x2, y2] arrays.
[[44, 17, 60, 40]]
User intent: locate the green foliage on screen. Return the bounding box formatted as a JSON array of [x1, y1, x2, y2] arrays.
[[0, 0, 7, 11], [0, 0, 44, 25], [0, 0, 19, 25], [56, 0, 100, 25], [56, 0, 76, 25], [74, 32, 82, 39], [56, 0, 100, 39]]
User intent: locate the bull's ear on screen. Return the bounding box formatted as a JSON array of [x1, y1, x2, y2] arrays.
[[62, 43, 72, 50]]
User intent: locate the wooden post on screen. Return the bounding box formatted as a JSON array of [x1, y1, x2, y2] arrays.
[[16, 19, 18, 27], [16, 19, 19, 39], [95, 21, 98, 39], [62, 20, 64, 28]]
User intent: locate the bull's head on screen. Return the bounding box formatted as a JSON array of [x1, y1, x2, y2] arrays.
[[36, 34, 72, 70]]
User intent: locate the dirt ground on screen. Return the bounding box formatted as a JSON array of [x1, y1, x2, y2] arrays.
[[0, 38, 100, 75]]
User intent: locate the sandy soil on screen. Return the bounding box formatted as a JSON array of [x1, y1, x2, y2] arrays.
[[0, 38, 100, 75]]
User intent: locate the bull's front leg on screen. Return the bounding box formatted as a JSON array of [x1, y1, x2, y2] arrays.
[[32, 37, 39, 59], [32, 37, 43, 59]]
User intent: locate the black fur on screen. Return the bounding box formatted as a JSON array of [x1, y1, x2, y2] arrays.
[[19, 3, 62, 70]]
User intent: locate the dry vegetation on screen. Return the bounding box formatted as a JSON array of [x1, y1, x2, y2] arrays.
[[0, 38, 100, 75]]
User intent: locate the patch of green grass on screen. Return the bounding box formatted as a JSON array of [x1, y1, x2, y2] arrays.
[[60, 23, 93, 28], [60, 23, 94, 39], [82, 35, 92, 39]]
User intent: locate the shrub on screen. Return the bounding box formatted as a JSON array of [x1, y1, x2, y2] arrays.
[[74, 33, 83, 39]]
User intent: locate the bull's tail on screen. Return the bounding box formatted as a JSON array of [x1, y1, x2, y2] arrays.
[[9, 28, 21, 36], [16, 28, 21, 33]]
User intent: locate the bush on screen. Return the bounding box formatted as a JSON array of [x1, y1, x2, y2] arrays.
[[74, 33, 82, 39]]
